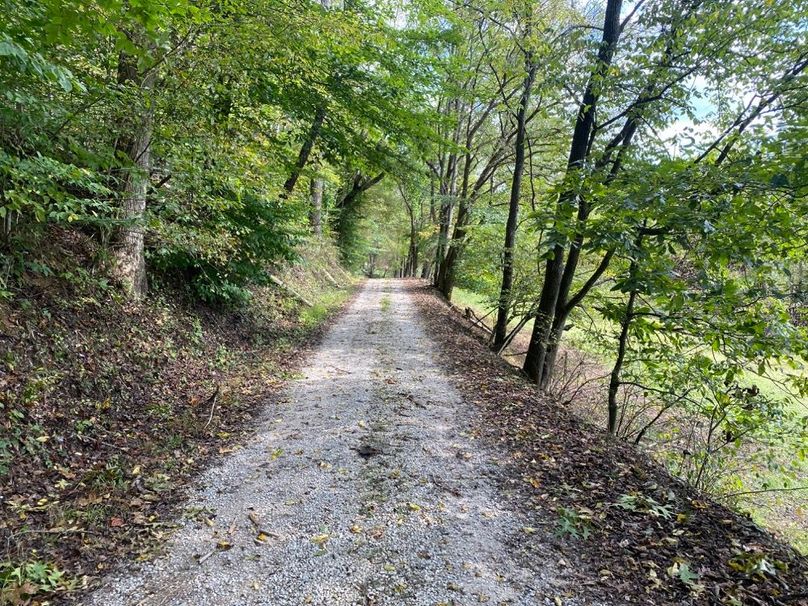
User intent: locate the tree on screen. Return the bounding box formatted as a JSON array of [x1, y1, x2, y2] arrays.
[[522, 0, 808, 388], [492, 12, 539, 350], [522, 0, 623, 385]]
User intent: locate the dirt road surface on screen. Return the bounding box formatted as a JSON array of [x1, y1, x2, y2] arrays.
[[84, 280, 594, 606]]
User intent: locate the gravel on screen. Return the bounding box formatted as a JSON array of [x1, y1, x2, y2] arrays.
[[83, 280, 603, 606]]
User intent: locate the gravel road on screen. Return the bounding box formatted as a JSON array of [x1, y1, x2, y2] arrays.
[[84, 280, 594, 606]]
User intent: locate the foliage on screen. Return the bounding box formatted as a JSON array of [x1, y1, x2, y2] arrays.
[[0, 560, 71, 602], [0, 0, 436, 302], [2, 0, 808, 589]]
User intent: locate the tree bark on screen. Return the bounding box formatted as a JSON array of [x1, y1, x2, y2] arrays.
[[310, 177, 323, 236], [432, 97, 463, 285], [523, 0, 624, 385], [283, 105, 326, 196], [608, 278, 638, 434], [114, 51, 155, 301], [433, 187, 455, 286], [492, 49, 538, 351], [437, 198, 469, 299]]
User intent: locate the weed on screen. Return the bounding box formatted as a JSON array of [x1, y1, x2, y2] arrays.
[[616, 493, 674, 520], [300, 303, 329, 328], [74, 417, 96, 435], [190, 317, 204, 347], [147, 401, 174, 420], [0, 560, 72, 601], [213, 345, 232, 371], [79, 504, 111, 526], [86, 455, 127, 490], [555, 506, 593, 539], [144, 472, 172, 493]]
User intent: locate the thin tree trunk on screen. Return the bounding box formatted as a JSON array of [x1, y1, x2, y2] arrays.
[[310, 177, 323, 236], [437, 200, 469, 299], [114, 51, 155, 300], [407, 221, 419, 277], [433, 98, 463, 286], [608, 287, 637, 433], [283, 105, 326, 196], [492, 50, 537, 351], [433, 188, 455, 286], [438, 143, 474, 298]]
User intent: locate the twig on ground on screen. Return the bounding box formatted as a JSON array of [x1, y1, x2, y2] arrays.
[[204, 385, 220, 430]]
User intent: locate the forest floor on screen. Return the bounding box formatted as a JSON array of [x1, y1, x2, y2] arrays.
[[0, 232, 356, 605], [73, 279, 807, 606], [412, 282, 807, 605]]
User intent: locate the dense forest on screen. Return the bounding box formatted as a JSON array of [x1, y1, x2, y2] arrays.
[[1, 0, 807, 602]]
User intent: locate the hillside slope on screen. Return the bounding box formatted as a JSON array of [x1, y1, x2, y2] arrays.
[[0, 231, 355, 603], [412, 282, 808, 605]]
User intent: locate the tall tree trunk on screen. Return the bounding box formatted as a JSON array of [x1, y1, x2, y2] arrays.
[[114, 51, 155, 301], [492, 51, 537, 351], [433, 185, 455, 286], [437, 144, 474, 299], [523, 0, 623, 385], [437, 200, 469, 299], [407, 212, 419, 278], [310, 177, 323, 236], [608, 283, 638, 434], [433, 98, 462, 286], [283, 105, 326, 196]]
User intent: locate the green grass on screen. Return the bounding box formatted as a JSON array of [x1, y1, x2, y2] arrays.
[[451, 288, 491, 314], [452, 288, 524, 331], [299, 290, 351, 328]]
